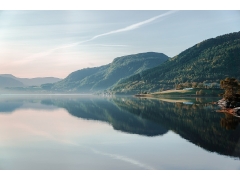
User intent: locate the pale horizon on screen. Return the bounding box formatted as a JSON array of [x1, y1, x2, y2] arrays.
[[0, 10, 240, 78]]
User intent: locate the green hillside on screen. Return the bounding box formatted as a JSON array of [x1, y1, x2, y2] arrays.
[[112, 31, 240, 94], [50, 52, 169, 93]]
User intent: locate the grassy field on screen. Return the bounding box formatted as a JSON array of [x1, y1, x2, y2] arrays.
[[152, 89, 192, 95], [143, 88, 224, 97]]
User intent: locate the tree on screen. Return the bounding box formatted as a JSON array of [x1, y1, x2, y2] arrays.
[[192, 82, 198, 88], [176, 84, 183, 90], [196, 91, 199, 95], [198, 89, 205, 95], [220, 77, 240, 101], [197, 83, 204, 88]]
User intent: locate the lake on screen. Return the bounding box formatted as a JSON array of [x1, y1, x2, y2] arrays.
[[0, 95, 239, 170]]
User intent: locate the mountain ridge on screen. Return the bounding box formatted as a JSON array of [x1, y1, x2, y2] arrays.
[[0, 76, 25, 88], [112, 31, 240, 94], [0, 74, 62, 87], [50, 52, 169, 92]]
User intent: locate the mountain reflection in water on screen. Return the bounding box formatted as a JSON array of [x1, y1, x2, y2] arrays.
[[0, 95, 239, 159]]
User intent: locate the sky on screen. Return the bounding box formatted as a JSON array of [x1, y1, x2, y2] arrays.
[[0, 10, 240, 78]]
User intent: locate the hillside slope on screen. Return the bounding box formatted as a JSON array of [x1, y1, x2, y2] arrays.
[[51, 52, 169, 92], [112, 31, 240, 94]]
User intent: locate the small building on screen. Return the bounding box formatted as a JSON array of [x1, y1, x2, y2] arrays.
[[183, 88, 193, 90]]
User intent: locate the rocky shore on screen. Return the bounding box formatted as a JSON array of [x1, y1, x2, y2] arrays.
[[217, 99, 240, 117]]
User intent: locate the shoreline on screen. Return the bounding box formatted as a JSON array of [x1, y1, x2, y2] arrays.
[[135, 94, 240, 118], [216, 108, 240, 118], [134, 94, 219, 98]]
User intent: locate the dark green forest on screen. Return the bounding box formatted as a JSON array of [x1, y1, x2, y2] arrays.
[[112, 31, 240, 94]]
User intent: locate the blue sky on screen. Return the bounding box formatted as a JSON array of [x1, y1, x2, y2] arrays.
[[0, 10, 240, 78]]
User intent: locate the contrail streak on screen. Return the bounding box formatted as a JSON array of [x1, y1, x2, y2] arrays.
[[23, 11, 177, 62]]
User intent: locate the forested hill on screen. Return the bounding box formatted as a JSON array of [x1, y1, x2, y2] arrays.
[[50, 52, 169, 92], [112, 31, 240, 94]]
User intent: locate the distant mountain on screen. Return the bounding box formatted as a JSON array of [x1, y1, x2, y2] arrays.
[[112, 31, 240, 94], [50, 52, 169, 92], [0, 74, 62, 87], [0, 76, 24, 88], [18, 77, 62, 86]]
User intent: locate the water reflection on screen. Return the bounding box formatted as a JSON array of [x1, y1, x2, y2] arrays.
[[113, 97, 240, 158], [0, 101, 22, 113], [40, 97, 168, 137], [0, 95, 240, 159], [220, 113, 240, 130]]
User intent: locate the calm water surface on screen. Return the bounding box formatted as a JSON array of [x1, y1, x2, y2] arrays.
[[0, 95, 240, 170]]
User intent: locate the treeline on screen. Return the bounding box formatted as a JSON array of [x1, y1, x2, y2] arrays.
[[175, 81, 220, 90], [220, 77, 240, 103]]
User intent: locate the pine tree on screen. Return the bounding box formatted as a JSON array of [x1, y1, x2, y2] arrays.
[[220, 77, 240, 101]]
